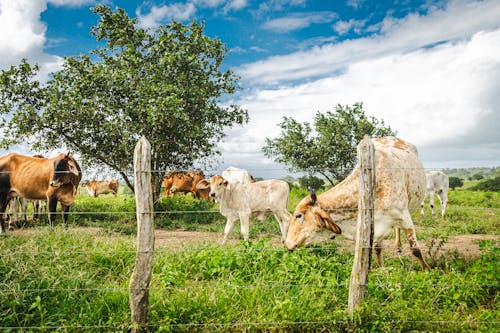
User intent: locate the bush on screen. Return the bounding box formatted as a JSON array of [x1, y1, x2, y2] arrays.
[[469, 177, 500, 192], [449, 176, 464, 190]]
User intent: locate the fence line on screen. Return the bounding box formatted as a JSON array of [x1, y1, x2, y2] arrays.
[[2, 282, 499, 294], [1, 320, 498, 331], [7, 207, 500, 214], [1, 167, 496, 175]]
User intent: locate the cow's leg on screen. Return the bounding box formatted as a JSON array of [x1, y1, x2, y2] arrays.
[[222, 215, 237, 245], [239, 213, 250, 242], [20, 198, 28, 225], [274, 210, 291, 243], [33, 200, 41, 221], [394, 227, 402, 254], [0, 193, 10, 233], [374, 242, 384, 267], [403, 227, 431, 270], [438, 191, 447, 218], [61, 204, 70, 228], [47, 197, 58, 228], [7, 197, 19, 230], [429, 192, 435, 216]]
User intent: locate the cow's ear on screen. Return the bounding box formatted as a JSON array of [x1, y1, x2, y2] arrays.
[[317, 209, 341, 234], [223, 180, 229, 187], [196, 179, 210, 190], [67, 160, 79, 176]]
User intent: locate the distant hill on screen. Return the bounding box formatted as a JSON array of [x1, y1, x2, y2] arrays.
[[442, 167, 499, 180]]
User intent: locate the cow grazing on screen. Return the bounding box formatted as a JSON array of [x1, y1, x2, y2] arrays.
[[285, 137, 430, 270], [163, 170, 206, 199], [0, 153, 82, 233], [81, 180, 119, 197], [198, 175, 292, 244], [421, 171, 449, 218]]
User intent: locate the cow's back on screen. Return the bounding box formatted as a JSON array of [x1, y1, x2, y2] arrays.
[[426, 171, 449, 192], [243, 179, 290, 211], [0, 154, 53, 200], [372, 137, 425, 211]]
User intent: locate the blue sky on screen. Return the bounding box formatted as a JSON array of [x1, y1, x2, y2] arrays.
[[1, 0, 499, 178]]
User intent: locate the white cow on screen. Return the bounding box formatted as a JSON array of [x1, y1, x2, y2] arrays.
[[421, 171, 449, 218], [285, 137, 430, 270], [221, 166, 255, 184], [199, 175, 292, 244]]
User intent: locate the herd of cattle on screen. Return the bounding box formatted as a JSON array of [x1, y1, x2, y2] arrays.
[[0, 137, 451, 270]]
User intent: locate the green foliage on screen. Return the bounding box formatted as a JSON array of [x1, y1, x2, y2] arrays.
[[297, 174, 325, 190], [0, 5, 247, 200], [449, 176, 464, 190], [1, 229, 498, 332], [262, 103, 395, 185], [469, 176, 500, 192]]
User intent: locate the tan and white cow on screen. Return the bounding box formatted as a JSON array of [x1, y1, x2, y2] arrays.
[[199, 176, 292, 244], [421, 171, 449, 218], [81, 180, 119, 197], [285, 136, 430, 270]]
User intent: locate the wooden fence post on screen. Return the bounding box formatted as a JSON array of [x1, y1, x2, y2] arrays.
[[130, 136, 155, 333], [348, 135, 376, 315]]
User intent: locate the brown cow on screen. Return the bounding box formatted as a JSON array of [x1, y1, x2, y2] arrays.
[[81, 180, 119, 197], [163, 170, 207, 199], [0, 153, 82, 232]]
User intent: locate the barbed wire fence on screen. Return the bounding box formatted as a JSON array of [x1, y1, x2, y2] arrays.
[[1, 137, 499, 331]]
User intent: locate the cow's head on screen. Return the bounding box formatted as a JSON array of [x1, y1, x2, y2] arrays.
[[50, 154, 81, 187], [285, 189, 341, 250], [203, 175, 228, 201], [195, 179, 214, 202]]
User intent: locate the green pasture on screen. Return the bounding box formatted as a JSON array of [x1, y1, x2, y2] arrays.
[[0, 188, 498, 332]]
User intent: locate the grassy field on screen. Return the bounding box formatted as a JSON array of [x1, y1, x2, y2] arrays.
[[0, 188, 498, 332]]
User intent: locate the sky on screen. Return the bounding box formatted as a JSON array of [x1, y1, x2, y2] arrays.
[[0, 0, 499, 178]]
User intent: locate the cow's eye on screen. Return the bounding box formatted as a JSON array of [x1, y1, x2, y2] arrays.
[[295, 213, 303, 221]]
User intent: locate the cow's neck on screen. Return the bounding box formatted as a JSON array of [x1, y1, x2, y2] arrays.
[[317, 169, 359, 239]]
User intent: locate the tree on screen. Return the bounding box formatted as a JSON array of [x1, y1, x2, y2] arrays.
[[262, 103, 395, 186], [298, 175, 325, 191], [0, 5, 248, 201], [469, 177, 500, 192], [449, 176, 464, 190]]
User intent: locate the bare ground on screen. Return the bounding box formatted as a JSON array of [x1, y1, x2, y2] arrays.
[[153, 229, 498, 259], [8, 226, 499, 259]]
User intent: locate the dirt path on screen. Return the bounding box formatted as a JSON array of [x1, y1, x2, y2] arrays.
[[154, 229, 499, 258], [9, 227, 498, 258]]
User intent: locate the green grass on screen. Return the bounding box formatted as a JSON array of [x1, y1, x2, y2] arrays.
[[1, 229, 498, 332], [1, 188, 498, 332]]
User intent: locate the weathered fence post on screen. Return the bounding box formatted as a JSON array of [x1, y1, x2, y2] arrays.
[[130, 136, 154, 332], [348, 135, 376, 315]]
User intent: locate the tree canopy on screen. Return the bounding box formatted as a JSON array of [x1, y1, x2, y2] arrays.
[[262, 103, 395, 185], [0, 5, 248, 200]]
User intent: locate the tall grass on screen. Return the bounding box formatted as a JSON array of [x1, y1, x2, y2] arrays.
[[1, 229, 498, 332], [1, 188, 497, 331]]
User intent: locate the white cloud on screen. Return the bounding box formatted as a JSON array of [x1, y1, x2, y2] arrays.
[[0, 0, 62, 76], [136, 3, 196, 29], [333, 18, 366, 35], [224, 0, 248, 13], [47, 0, 94, 6], [263, 12, 337, 32], [240, 0, 500, 84], [227, 0, 500, 169]]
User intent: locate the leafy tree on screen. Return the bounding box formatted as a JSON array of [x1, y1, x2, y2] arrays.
[[262, 103, 395, 185], [298, 175, 325, 191], [469, 177, 500, 192], [470, 173, 484, 181], [0, 5, 247, 201], [449, 176, 464, 190]]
